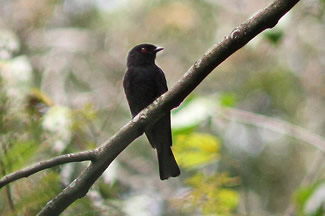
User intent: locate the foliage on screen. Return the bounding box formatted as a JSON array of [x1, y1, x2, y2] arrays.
[[1, 0, 324, 215], [263, 28, 284, 45], [0, 46, 104, 214], [178, 173, 239, 216], [219, 93, 238, 108], [295, 181, 325, 216], [12, 172, 61, 216], [174, 133, 220, 169], [173, 132, 239, 215]]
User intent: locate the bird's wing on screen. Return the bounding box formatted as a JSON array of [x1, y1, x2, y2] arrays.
[[155, 67, 168, 95], [145, 112, 172, 148]]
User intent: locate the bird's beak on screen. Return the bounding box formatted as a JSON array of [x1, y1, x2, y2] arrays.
[[154, 47, 164, 53]]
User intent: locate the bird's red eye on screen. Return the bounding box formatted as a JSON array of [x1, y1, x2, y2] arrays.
[[141, 47, 148, 53]]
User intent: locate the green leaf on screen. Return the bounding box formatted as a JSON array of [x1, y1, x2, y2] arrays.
[[13, 172, 61, 215], [171, 172, 239, 215], [295, 181, 325, 216], [217, 189, 239, 210], [220, 92, 237, 107], [2, 140, 39, 173], [173, 133, 220, 168], [264, 29, 284, 44]]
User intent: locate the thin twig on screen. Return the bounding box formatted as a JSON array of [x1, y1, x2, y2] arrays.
[[84, 115, 100, 143], [99, 83, 124, 134], [0, 140, 15, 211], [219, 107, 325, 152], [4, 184, 15, 211], [218, 107, 325, 216], [0, 155, 15, 211], [0, 150, 97, 189]]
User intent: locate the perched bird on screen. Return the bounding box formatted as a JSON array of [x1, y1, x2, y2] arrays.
[[123, 43, 180, 180]]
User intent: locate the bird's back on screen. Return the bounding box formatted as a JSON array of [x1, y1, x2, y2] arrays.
[[123, 65, 165, 117]]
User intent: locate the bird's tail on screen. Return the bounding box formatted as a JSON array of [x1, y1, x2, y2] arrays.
[[157, 147, 180, 180]]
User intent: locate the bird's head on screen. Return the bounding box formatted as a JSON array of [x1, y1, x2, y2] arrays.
[[127, 43, 163, 67]]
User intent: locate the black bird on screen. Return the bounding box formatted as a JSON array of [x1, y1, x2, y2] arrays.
[[123, 43, 180, 180]]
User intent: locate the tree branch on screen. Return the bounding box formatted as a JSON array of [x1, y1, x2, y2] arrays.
[[219, 107, 325, 152], [34, 0, 300, 214], [0, 150, 96, 188]]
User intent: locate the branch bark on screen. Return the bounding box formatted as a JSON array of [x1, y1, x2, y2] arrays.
[[34, 0, 300, 214], [0, 150, 96, 188]]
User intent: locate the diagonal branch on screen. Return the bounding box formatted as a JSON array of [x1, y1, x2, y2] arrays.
[[36, 0, 300, 215], [0, 150, 96, 188]]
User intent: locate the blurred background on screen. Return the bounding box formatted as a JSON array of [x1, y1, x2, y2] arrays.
[[0, 0, 325, 215]]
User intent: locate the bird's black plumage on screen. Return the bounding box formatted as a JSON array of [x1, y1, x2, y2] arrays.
[[123, 44, 180, 180]]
